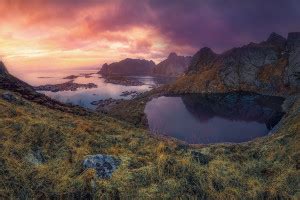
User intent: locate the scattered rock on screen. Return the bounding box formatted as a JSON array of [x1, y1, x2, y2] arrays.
[[83, 154, 121, 179]]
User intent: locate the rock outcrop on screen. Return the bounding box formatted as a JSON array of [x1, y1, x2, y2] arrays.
[[152, 52, 191, 76], [83, 154, 120, 179], [98, 58, 155, 76], [169, 32, 300, 96]]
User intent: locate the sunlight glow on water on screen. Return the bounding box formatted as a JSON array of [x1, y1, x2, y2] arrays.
[[10, 69, 175, 109]]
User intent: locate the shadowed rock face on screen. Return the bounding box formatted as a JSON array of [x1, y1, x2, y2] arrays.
[[188, 47, 218, 73], [285, 32, 300, 87], [219, 43, 279, 87], [170, 32, 300, 96], [152, 52, 192, 76], [99, 58, 155, 76]]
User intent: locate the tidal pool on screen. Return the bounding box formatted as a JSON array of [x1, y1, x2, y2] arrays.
[[144, 93, 285, 144]]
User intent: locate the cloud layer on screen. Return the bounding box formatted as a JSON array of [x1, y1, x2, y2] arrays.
[[0, 0, 299, 70]]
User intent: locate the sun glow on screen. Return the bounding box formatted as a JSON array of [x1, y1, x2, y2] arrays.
[[0, 1, 183, 72]]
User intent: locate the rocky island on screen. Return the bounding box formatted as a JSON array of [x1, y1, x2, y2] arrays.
[[103, 76, 144, 86], [98, 58, 155, 76], [34, 80, 97, 92]]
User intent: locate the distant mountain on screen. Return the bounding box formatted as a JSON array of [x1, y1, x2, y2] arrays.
[[168, 32, 300, 96], [152, 52, 192, 76], [98, 58, 155, 76]]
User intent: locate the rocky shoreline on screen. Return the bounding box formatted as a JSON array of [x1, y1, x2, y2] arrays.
[[120, 90, 141, 98], [34, 80, 97, 92]]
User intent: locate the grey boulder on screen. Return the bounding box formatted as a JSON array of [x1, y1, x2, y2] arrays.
[[2, 92, 17, 101], [83, 154, 121, 179]]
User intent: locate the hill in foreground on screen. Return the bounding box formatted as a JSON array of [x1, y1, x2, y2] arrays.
[[0, 61, 299, 199]]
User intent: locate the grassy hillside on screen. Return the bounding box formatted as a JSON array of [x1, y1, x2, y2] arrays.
[[0, 89, 299, 199]]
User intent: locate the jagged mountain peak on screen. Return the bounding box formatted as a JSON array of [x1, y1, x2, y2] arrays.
[[168, 52, 178, 59], [266, 32, 286, 48], [188, 47, 217, 73], [198, 47, 215, 54], [267, 32, 285, 41]]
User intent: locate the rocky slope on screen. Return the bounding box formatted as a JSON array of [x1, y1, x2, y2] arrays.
[[152, 52, 192, 76], [98, 58, 155, 76], [0, 55, 299, 199], [1, 88, 299, 199], [168, 32, 300, 96], [0, 61, 88, 115]]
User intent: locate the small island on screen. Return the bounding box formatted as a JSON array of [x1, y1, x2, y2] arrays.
[[104, 76, 144, 86], [34, 80, 97, 92]]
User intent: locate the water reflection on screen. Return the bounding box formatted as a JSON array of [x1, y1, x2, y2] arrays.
[[10, 69, 175, 109], [145, 93, 285, 144]]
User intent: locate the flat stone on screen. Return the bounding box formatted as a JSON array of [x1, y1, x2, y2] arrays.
[[83, 154, 121, 179]]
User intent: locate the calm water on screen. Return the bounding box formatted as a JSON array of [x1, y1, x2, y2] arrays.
[[145, 93, 285, 144], [11, 69, 175, 109]]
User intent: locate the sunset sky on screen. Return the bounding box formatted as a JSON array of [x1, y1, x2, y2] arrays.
[[0, 0, 299, 71]]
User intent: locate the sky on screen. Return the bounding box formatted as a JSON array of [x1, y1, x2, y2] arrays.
[[0, 0, 299, 71]]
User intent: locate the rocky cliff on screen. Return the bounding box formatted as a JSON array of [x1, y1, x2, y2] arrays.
[[98, 58, 155, 76], [152, 52, 191, 76], [168, 32, 300, 96]]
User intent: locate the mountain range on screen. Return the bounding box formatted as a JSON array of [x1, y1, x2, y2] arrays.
[[168, 32, 300, 96], [0, 32, 299, 199]]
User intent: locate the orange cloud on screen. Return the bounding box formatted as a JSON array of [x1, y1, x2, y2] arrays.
[[0, 0, 195, 72]]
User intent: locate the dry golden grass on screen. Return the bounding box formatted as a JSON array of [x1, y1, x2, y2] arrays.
[[0, 89, 299, 199]]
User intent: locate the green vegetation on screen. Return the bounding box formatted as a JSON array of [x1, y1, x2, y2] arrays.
[[0, 89, 299, 199]]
